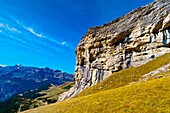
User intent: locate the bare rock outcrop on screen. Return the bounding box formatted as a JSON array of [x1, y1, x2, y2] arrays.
[[58, 0, 170, 101]]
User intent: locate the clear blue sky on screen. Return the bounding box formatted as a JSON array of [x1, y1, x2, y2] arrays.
[[0, 0, 153, 74]]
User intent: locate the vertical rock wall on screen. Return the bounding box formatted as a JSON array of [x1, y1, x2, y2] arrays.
[[58, 0, 170, 101]]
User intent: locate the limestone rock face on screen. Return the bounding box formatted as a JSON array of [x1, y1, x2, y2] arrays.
[[58, 0, 170, 101]]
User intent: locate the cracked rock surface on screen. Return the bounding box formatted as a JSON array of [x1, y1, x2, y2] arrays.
[[58, 0, 170, 101]]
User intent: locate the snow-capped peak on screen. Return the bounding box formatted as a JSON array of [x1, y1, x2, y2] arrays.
[[0, 64, 7, 67]]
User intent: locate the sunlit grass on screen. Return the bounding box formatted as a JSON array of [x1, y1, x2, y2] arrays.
[[38, 82, 74, 101], [22, 53, 170, 113], [77, 53, 170, 97], [23, 77, 170, 113]]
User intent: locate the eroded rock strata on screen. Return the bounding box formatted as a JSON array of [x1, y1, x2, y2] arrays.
[[58, 0, 170, 101]]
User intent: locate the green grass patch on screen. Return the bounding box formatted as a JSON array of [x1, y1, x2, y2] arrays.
[[38, 82, 74, 101]]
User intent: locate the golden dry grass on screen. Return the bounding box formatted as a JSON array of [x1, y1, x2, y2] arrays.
[[22, 53, 170, 113], [23, 77, 170, 113]]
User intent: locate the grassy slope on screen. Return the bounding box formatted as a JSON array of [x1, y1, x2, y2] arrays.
[[77, 53, 170, 97], [22, 53, 170, 113], [37, 82, 74, 102], [23, 77, 170, 113]]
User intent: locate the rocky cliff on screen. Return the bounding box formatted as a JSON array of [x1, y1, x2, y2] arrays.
[[58, 0, 170, 101]]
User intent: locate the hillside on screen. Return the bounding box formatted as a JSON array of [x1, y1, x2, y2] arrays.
[[22, 52, 170, 113], [0, 82, 74, 113], [0, 65, 73, 102], [18, 0, 170, 112], [22, 75, 170, 113], [77, 52, 170, 97]]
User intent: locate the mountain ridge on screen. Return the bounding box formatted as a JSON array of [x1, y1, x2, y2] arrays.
[[0, 65, 73, 102]]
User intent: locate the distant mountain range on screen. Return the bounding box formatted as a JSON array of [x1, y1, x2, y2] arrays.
[[0, 64, 73, 102], [0, 82, 74, 113]]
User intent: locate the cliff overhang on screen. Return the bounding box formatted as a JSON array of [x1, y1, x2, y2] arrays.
[[58, 0, 170, 101]]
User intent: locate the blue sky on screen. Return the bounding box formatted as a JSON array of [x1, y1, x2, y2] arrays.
[[0, 0, 153, 74]]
